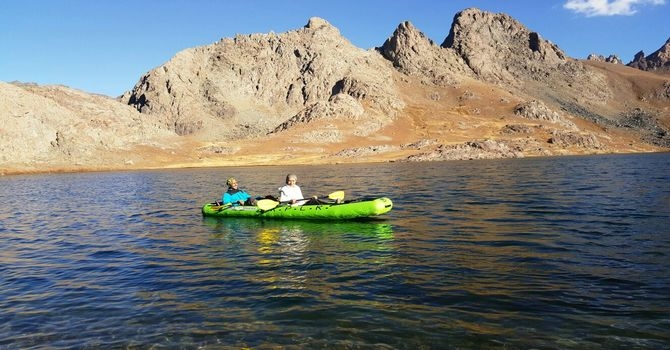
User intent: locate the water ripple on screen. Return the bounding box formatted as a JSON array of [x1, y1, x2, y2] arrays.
[[1, 154, 669, 348]]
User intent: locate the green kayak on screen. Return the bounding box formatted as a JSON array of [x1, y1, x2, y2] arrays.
[[201, 197, 393, 220]]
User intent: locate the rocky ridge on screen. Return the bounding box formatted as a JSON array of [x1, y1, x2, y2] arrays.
[[0, 81, 179, 172], [628, 37, 670, 72], [442, 8, 567, 84], [1, 8, 669, 175], [587, 54, 623, 64], [121, 17, 403, 140]]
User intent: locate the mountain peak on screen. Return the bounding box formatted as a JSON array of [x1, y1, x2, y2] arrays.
[[442, 7, 567, 82], [377, 20, 470, 82], [305, 17, 332, 29], [379, 20, 435, 61], [628, 36, 670, 71], [303, 16, 340, 36]]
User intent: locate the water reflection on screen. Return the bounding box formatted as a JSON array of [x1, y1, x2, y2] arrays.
[[202, 217, 396, 282], [203, 217, 393, 237], [202, 217, 394, 255]]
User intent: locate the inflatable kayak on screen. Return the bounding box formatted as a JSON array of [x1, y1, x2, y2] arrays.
[[202, 197, 393, 220]]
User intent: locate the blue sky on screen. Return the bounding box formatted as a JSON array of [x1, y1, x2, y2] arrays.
[[1, 0, 668, 97]]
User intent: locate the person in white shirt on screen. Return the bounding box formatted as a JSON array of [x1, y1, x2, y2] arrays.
[[279, 173, 304, 205], [278, 174, 317, 206]]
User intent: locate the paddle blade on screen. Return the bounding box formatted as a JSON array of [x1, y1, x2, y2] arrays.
[[327, 191, 345, 201], [257, 199, 280, 211], [211, 204, 231, 211]]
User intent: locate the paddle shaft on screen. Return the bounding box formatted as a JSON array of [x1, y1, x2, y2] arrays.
[[257, 190, 344, 211]]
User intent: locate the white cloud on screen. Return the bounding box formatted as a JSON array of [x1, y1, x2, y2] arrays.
[[563, 0, 666, 16]]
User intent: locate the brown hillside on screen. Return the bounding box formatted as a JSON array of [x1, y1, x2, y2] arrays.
[[1, 9, 669, 175]]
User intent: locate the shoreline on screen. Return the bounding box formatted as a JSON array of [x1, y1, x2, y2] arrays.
[[3, 149, 668, 177]]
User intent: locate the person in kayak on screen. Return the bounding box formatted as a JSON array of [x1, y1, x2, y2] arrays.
[[278, 174, 319, 206], [223, 177, 257, 206]]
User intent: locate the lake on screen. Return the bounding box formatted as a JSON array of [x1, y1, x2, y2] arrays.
[[1, 153, 669, 349]]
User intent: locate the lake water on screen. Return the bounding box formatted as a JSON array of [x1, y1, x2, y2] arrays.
[[1, 153, 669, 349]]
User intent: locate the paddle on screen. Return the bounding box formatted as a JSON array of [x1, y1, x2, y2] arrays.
[[257, 191, 345, 211], [209, 203, 232, 212]]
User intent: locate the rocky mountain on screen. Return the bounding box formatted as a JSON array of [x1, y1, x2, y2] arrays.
[[2, 8, 669, 175], [0, 81, 180, 173], [121, 17, 403, 141], [628, 37, 670, 72], [587, 54, 623, 64]]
